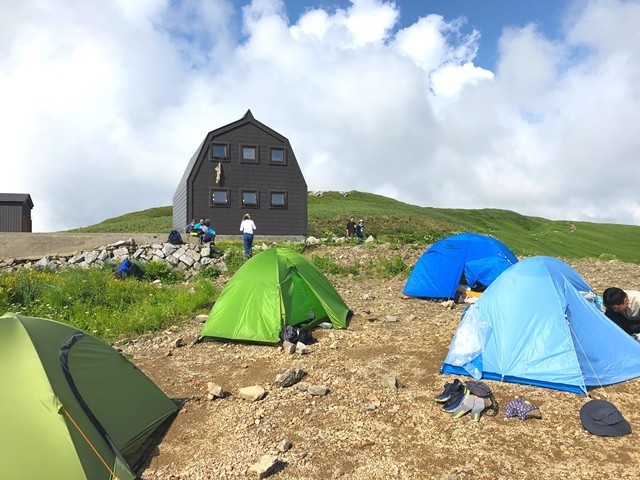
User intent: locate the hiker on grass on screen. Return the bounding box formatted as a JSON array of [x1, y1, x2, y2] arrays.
[[240, 213, 257, 258], [346, 216, 356, 238], [356, 219, 365, 243], [602, 287, 640, 337]]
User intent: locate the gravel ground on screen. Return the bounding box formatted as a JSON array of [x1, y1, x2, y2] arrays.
[[119, 245, 640, 480], [3, 236, 640, 479]]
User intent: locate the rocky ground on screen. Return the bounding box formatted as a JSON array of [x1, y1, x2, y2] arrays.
[[3, 235, 640, 479]]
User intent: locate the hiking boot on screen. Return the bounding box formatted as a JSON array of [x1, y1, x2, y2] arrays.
[[449, 391, 476, 419], [435, 379, 464, 403], [442, 387, 468, 413]]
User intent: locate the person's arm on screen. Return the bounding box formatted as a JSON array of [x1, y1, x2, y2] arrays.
[[605, 309, 639, 335]]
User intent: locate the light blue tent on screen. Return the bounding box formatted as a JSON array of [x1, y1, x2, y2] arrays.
[[442, 256, 640, 394], [403, 233, 518, 299]]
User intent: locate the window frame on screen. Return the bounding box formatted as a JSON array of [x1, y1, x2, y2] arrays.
[[269, 146, 287, 165], [240, 144, 259, 164], [269, 190, 288, 209], [210, 142, 230, 162], [240, 189, 260, 208], [210, 188, 230, 207]]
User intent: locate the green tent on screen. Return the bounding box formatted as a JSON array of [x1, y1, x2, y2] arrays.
[[0, 312, 177, 480], [201, 248, 349, 343]]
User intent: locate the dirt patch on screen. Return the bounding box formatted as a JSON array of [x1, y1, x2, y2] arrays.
[[114, 246, 640, 480]]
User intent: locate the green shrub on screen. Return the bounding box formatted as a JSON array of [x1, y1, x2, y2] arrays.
[[224, 250, 247, 275], [198, 266, 221, 279], [142, 260, 182, 283], [364, 254, 409, 278], [312, 255, 359, 276]]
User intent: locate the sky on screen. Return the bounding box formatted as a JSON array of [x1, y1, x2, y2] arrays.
[[2, 0, 640, 232]]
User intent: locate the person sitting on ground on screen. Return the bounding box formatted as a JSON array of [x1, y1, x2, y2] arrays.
[[192, 218, 205, 237], [200, 219, 216, 244], [185, 219, 196, 234], [602, 287, 640, 336]]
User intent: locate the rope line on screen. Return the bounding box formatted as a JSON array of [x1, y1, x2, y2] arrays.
[[61, 406, 120, 480], [565, 312, 607, 398]]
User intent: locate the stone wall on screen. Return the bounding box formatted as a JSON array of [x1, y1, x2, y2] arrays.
[[0, 238, 227, 279]]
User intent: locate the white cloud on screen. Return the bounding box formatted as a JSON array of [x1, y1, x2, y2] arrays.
[[1, 0, 639, 231]]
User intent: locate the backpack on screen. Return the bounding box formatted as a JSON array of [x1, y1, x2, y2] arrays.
[[168, 230, 183, 245], [465, 380, 499, 417], [114, 259, 143, 280]]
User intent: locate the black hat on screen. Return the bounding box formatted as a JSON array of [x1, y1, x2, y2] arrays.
[[205, 219, 210, 226], [579, 399, 631, 437]]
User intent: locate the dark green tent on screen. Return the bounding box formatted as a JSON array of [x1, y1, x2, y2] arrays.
[[201, 248, 349, 343], [0, 312, 177, 480]]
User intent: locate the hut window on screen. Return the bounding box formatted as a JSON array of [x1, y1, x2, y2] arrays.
[[270, 147, 286, 164], [241, 145, 258, 163], [241, 190, 259, 207], [211, 143, 229, 161], [270, 191, 287, 208], [211, 189, 229, 206]]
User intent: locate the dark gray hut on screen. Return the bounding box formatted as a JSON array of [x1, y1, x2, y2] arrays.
[[0, 193, 34, 232], [173, 110, 307, 236]]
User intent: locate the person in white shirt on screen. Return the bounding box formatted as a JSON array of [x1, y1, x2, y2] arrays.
[[240, 213, 257, 258]]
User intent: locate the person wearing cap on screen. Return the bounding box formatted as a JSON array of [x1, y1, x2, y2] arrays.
[[602, 287, 640, 336], [200, 219, 216, 244], [240, 213, 257, 258], [355, 219, 365, 243]]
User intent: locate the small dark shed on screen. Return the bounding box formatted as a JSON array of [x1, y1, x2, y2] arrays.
[[173, 110, 307, 236], [0, 193, 34, 232]]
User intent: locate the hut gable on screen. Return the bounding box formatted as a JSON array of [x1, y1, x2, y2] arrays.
[[173, 110, 307, 237]]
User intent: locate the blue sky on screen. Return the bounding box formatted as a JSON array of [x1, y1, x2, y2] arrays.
[[251, 0, 570, 68], [2, 0, 640, 232]]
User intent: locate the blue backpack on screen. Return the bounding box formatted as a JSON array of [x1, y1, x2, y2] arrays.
[[114, 259, 143, 280], [168, 230, 183, 245]]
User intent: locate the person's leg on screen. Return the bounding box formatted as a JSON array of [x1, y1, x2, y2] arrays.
[[243, 233, 251, 257], [247, 233, 254, 257]]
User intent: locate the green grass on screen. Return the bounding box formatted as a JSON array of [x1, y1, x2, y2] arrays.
[[64, 191, 640, 263], [0, 268, 217, 342], [68, 206, 173, 233]]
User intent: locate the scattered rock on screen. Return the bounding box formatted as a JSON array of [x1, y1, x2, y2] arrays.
[[248, 454, 279, 478], [238, 386, 267, 402]]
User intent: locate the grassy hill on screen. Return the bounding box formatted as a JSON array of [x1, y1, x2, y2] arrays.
[[69, 191, 640, 263]]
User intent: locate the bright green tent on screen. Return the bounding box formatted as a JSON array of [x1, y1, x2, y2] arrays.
[[0, 312, 177, 480], [201, 248, 349, 343]]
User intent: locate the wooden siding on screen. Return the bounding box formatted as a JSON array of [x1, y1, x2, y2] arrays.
[[174, 112, 307, 236], [0, 204, 27, 232], [172, 181, 188, 231], [0, 194, 33, 232]]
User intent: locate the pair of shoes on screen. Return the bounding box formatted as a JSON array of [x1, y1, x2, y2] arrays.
[[435, 379, 464, 403]]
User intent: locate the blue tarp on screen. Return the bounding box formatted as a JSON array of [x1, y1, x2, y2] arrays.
[[403, 233, 518, 299], [442, 256, 640, 394]]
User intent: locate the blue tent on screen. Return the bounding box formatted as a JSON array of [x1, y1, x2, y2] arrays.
[[442, 256, 640, 394], [402, 233, 518, 299]]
